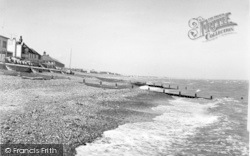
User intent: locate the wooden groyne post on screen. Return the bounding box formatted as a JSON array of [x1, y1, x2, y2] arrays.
[[83, 79, 85, 83], [100, 81, 102, 86]]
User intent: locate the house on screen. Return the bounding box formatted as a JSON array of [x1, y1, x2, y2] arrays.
[[21, 43, 41, 62], [41, 51, 65, 68], [8, 36, 41, 62], [0, 35, 13, 62]]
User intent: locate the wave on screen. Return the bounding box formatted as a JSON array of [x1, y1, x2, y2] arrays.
[[75, 98, 218, 156], [139, 85, 165, 93]]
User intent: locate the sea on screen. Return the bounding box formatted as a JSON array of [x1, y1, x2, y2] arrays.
[[76, 78, 249, 156]]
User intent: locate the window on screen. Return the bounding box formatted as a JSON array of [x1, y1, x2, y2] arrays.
[[2, 41, 7, 48]]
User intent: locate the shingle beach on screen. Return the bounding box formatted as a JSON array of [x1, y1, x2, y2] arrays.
[[0, 70, 171, 156]]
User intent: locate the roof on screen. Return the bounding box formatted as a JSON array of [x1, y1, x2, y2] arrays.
[[30, 48, 41, 56], [22, 43, 41, 56], [0, 35, 9, 39], [42, 54, 64, 65]]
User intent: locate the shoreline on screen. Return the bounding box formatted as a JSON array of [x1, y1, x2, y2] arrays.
[[0, 72, 172, 156], [1, 70, 248, 155]]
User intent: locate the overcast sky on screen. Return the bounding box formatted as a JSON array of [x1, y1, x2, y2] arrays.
[[0, 0, 249, 80]]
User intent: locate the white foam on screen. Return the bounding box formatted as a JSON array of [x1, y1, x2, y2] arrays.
[[196, 89, 201, 92], [76, 98, 218, 156], [139, 85, 149, 90], [139, 85, 169, 93]]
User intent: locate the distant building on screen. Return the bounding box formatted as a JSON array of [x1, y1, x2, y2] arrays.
[[100, 71, 109, 74], [41, 51, 65, 68], [0, 35, 13, 62], [90, 69, 98, 74], [72, 68, 87, 73], [81, 69, 87, 73]]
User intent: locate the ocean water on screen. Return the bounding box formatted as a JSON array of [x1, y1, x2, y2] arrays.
[[76, 79, 249, 156]]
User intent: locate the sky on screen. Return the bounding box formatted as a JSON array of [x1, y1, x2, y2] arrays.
[[0, 0, 249, 80]]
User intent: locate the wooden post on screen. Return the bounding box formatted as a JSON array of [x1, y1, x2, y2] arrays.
[[210, 96, 213, 99], [148, 87, 150, 91], [169, 84, 170, 88], [100, 81, 102, 86], [195, 93, 197, 98], [83, 79, 85, 83], [163, 89, 165, 93], [179, 91, 181, 95], [132, 85, 134, 89], [115, 83, 118, 88]]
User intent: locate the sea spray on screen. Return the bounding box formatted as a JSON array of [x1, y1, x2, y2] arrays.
[[76, 98, 218, 156]]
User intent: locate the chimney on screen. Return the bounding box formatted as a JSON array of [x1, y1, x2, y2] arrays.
[[19, 36, 23, 43], [43, 51, 46, 55]]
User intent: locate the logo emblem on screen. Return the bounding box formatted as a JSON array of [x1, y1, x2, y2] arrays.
[[188, 13, 237, 41]]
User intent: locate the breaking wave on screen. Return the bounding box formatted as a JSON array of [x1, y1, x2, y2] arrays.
[[76, 98, 218, 156]]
